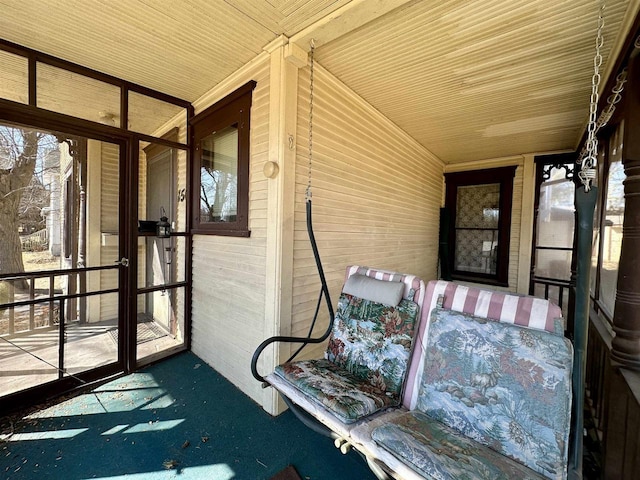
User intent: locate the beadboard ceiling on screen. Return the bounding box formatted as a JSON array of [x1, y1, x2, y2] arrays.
[[0, 0, 637, 163]]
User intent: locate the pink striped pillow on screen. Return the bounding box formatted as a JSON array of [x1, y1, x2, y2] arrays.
[[422, 280, 563, 334], [403, 280, 564, 410]]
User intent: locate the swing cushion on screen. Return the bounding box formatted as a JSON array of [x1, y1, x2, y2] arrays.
[[342, 273, 405, 306], [275, 293, 419, 423], [371, 411, 548, 480], [373, 307, 573, 479]]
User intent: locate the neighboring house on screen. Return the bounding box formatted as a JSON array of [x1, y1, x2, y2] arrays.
[[42, 147, 60, 256]]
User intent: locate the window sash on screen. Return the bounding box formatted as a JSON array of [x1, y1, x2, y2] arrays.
[[444, 166, 516, 286], [190, 81, 255, 236]]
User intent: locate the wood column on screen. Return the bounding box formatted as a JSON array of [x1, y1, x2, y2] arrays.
[[611, 54, 640, 369], [262, 37, 300, 415]]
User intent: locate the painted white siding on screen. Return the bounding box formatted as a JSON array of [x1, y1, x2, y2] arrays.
[[191, 58, 270, 400], [291, 64, 444, 360], [137, 146, 147, 314], [175, 131, 188, 339], [100, 142, 119, 320], [509, 165, 524, 291]]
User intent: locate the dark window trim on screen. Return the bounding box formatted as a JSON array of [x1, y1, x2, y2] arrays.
[[530, 154, 578, 281], [190, 81, 256, 236], [444, 165, 516, 286], [0, 38, 191, 108]]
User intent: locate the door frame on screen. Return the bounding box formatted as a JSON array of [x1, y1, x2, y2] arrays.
[[530, 152, 578, 335], [0, 106, 191, 413], [142, 131, 178, 334], [0, 120, 130, 412]]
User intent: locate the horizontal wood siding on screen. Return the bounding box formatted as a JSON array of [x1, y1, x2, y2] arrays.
[[191, 59, 270, 400], [175, 131, 188, 336], [100, 142, 119, 321], [292, 64, 443, 359], [509, 165, 523, 291], [137, 148, 147, 313]]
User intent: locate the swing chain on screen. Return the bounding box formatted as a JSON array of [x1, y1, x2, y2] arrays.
[[579, 1, 605, 192], [306, 39, 316, 201], [597, 69, 627, 129], [577, 68, 627, 163]]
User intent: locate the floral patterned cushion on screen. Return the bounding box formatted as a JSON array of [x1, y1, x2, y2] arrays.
[[418, 308, 573, 479], [326, 294, 418, 396], [372, 411, 547, 480], [275, 359, 399, 423], [274, 293, 419, 423]]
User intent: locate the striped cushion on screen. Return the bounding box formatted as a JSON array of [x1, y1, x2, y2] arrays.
[[403, 280, 565, 410], [424, 281, 563, 333]]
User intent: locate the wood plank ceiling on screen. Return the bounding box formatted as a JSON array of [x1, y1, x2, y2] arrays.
[[0, 0, 637, 163], [315, 0, 637, 163]]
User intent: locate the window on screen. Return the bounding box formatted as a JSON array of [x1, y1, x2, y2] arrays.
[[529, 157, 576, 318], [591, 121, 625, 322], [191, 81, 256, 236], [444, 166, 516, 286]]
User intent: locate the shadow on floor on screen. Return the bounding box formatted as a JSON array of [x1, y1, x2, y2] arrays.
[[0, 352, 376, 480]]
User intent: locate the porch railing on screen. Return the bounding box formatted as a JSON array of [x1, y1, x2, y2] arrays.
[[19, 228, 49, 252], [530, 275, 573, 333], [586, 311, 612, 440], [586, 308, 640, 479], [1, 270, 59, 336], [0, 265, 115, 337]]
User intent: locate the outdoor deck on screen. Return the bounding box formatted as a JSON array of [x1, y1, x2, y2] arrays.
[[0, 319, 181, 398]]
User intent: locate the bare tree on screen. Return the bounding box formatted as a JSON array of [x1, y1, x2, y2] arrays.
[[200, 167, 236, 222], [0, 126, 54, 289]]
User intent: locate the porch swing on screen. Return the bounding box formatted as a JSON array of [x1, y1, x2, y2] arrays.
[[250, 40, 430, 442], [251, 3, 607, 474]]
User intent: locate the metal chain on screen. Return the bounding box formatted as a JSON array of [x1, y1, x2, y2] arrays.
[[578, 68, 627, 160], [306, 40, 315, 201], [597, 69, 627, 128], [579, 1, 605, 192]]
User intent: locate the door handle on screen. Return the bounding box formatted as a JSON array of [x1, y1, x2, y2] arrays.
[[114, 257, 129, 267]]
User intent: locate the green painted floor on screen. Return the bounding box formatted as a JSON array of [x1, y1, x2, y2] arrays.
[[1, 352, 377, 480]]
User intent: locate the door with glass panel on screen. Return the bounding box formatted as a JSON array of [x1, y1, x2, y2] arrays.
[[136, 136, 187, 364], [0, 123, 124, 402]]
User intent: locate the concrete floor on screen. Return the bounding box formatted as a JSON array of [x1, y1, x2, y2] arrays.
[[0, 320, 182, 398]]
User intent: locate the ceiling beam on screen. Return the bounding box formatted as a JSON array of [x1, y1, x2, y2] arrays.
[[289, 0, 414, 51]]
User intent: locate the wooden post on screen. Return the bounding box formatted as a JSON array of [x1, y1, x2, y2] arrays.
[[568, 185, 598, 479], [611, 54, 640, 369]]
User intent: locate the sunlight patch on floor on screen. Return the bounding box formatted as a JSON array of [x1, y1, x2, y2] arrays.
[[0, 427, 89, 441], [121, 418, 185, 434], [85, 463, 235, 480]]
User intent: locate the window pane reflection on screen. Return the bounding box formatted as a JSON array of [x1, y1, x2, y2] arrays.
[[536, 167, 575, 249], [599, 156, 625, 317], [199, 125, 238, 223]]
